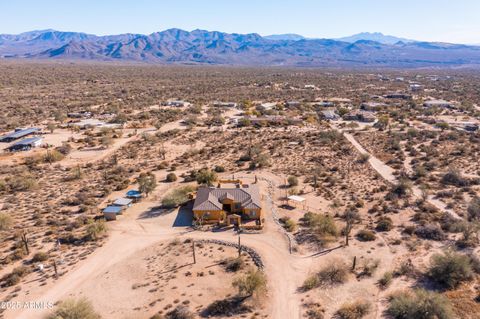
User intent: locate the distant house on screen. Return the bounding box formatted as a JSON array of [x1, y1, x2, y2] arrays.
[[360, 102, 387, 111], [314, 101, 334, 108], [260, 102, 277, 110], [423, 99, 454, 108], [67, 111, 92, 118], [384, 93, 412, 99], [0, 127, 40, 143], [320, 109, 339, 121], [245, 116, 302, 127], [213, 101, 237, 108], [192, 183, 262, 227], [103, 206, 123, 221], [285, 101, 301, 107], [69, 119, 123, 129], [6, 137, 43, 152], [409, 84, 423, 91], [463, 123, 479, 132], [163, 100, 190, 107], [344, 110, 376, 123]]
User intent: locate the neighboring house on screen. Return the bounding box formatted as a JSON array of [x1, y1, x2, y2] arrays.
[[314, 101, 334, 108], [361, 102, 387, 112], [384, 93, 412, 99], [6, 137, 43, 152], [69, 119, 123, 129], [260, 102, 277, 110], [285, 101, 300, 107], [103, 206, 123, 221], [192, 183, 262, 227], [67, 111, 92, 118], [343, 110, 376, 123], [213, 101, 237, 108], [320, 109, 339, 121], [423, 99, 454, 108], [0, 127, 40, 143], [163, 100, 191, 107]]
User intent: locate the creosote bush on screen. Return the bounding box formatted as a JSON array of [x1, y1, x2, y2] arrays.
[[387, 289, 452, 319], [335, 300, 371, 319], [47, 298, 101, 319], [232, 268, 267, 297], [428, 251, 473, 289]]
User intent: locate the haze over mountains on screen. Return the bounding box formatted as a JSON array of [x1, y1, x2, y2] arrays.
[[1, 28, 480, 68]]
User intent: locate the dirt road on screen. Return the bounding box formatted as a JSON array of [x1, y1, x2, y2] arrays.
[[342, 131, 461, 220]]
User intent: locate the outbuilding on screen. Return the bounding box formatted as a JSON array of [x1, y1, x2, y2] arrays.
[[113, 197, 133, 209], [126, 189, 143, 202], [7, 137, 43, 152], [103, 206, 123, 221]]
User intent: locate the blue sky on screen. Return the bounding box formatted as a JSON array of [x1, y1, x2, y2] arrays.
[[1, 0, 479, 43]]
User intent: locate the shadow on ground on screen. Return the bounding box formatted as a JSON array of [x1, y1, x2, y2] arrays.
[[173, 203, 194, 227]]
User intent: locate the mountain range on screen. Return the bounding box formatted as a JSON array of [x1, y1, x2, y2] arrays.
[[1, 29, 480, 68]]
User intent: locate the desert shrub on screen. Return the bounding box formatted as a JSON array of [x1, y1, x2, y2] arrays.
[[335, 300, 371, 319], [378, 271, 393, 289], [165, 305, 194, 319], [7, 173, 38, 192], [32, 251, 49, 262], [387, 179, 412, 200], [301, 274, 320, 291], [317, 261, 349, 287], [302, 212, 338, 239], [287, 176, 299, 187], [232, 268, 267, 297], [162, 185, 195, 208], [137, 172, 157, 196], [356, 229, 376, 241], [441, 167, 469, 187], [1, 266, 30, 287], [376, 216, 393, 231], [85, 221, 107, 241], [304, 302, 325, 319], [195, 168, 217, 186], [414, 224, 446, 241], [357, 153, 370, 164], [43, 149, 65, 163], [202, 297, 251, 317], [0, 212, 13, 230], [467, 197, 480, 221], [47, 298, 101, 319], [280, 217, 297, 232], [165, 173, 177, 182], [357, 259, 380, 278], [214, 165, 225, 173], [387, 289, 452, 319], [428, 251, 473, 289], [222, 257, 245, 272]]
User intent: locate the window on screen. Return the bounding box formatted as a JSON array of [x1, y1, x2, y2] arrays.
[[203, 212, 210, 218], [250, 211, 256, 217]]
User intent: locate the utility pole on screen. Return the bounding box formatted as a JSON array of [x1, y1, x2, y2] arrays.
[[192, 240, 196, 264], [238, 235, 241, 258], [53, 260, 58, 279]]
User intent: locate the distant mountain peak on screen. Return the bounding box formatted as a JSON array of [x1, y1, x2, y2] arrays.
[[338, 32, 415, 45]]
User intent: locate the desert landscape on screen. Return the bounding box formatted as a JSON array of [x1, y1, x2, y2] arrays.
[[0, 62, 479, 319]]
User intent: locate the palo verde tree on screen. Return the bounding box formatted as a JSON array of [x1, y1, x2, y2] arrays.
[[137, 172, 157, 197]]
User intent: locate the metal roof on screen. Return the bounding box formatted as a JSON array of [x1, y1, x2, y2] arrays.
[[126, 190, 142, 198], [193, 184, 261, 211], [10, 137, 43, 147], [103, 206, 123, 214], [0, 127, 40, 141], [113, 198, 132, 206]]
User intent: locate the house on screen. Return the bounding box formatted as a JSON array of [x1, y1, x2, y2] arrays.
[[384, 93, 412, 99], [361, 102, 387, 111], [6, 137, 43, 152], [463, 123, 479, 132], [320, 109, 339, 121], [112, 197, 133, 210], [213, 101, 237, 108], [409, 84, 423, 91], [192, 183, 262, 228], [67, 111, 92, 118], [423, 99, 454, 108], [259, 102, 277, 110], [314, 101, 334, 108], [0, 127, 40, 142], [343, 110, 376, 123], [103, 206, 123, 221], [69, 119, 123, 129], [163, 100, 191, 107], [285, 101, 300, 107]]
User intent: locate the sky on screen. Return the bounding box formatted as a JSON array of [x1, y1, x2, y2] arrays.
[[1, 0, 479, 44]]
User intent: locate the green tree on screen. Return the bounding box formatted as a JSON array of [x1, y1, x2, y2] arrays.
[[137, 172, 157, 197], [195, 169, 217, 186]]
